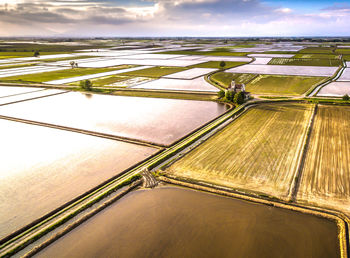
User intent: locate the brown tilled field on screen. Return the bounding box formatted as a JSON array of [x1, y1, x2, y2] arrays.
[[297, 105, 350, 216], [166, 103, 313, 200]]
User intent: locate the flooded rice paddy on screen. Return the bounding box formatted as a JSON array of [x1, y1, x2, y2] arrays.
[[0, 119, 158, 239], [0, 86, 45, 97], [0, 93, 228, 145], [227, 64, 338, 77], [36, 186, 340, 258], [317, 82, 350, 97], [0, 89, 66, 105]]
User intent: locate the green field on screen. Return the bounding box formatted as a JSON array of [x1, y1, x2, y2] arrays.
[[293, 54, 341, 59], [0, 42, 107, 53], [246, 75, 326, 96], [0, 66, 126, 83], [155, 50, 249, 56], [166, 103, 313, 200], [298, 47, 336, 54], [335, 48, 350, 55], [0, 63, 36, 70], [268, 58, 341, 66], [82, 75, 129, 87], [189, 61, 247, 69], [210, 72, 256, 88], [246, 75, 325, 96], [0, 51, 74, 58], [118, 66, 186, 78]]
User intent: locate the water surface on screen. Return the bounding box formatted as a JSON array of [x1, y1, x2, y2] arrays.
[[36, 186, 340, 258], [0, 119, 158, 239], [0, 93, 228, 145]]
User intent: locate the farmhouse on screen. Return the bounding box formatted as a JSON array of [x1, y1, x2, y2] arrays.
[[227, 80, 250, 99]]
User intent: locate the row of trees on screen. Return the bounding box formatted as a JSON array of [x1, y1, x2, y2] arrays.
[[217, 90, 244, 104]]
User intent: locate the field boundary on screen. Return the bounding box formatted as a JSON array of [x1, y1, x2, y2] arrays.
[[0, 90, 69, 107], [0, 115, 163, 149], [288, 104, 318, 201]]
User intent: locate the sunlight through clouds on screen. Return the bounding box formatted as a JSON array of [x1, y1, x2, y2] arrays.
[[0, 0, 349, 36]]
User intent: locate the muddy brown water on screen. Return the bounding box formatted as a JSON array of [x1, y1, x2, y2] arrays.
[[36, 186, 340, 258], [0, 119, 158, 240], [0, 92, 229, 146]]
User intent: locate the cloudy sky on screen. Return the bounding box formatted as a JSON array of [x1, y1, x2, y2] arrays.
[[0, 0, 349, 37]]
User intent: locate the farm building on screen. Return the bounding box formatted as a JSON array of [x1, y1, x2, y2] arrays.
[[227, 80, 251, 99]]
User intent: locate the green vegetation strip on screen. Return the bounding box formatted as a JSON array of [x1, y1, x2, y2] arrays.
[[188, 61, 248, 69], [268, 58, 341, 67], [0, 66, 129, 83], [118, 66, 187, 78]]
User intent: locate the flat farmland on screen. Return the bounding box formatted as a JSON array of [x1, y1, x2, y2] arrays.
[[293, 54, 341, 59], [268, 58, 341, 67], [166, 103, 313, 199], [0, 86, 44, 97], [0, 66, 121, 82], [337, 68, 350, 81], [188, 61, 247, 69], [119, 66, 186, 78], [297, 105, 350, 216], [227, 64, 338, 77], [210, 72, 257, 88], [246, 75, 326, 96], [133, 77, 218, 92], [0, 118, 159, 239], [0, 93, 228, 146], [317, 82, 350, 97]]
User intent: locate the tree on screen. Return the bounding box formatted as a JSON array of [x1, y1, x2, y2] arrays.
[[343, 94, 350, 101], [80, 80, 92, 91], [219, 61, 226, 70], [33, 50, 40, 57], [234, 91, 245, 105], [70, 61, 76, 69], [217, 89, 225, 99], [225, 90, 234, 102]]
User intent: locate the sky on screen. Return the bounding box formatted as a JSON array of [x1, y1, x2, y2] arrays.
[[0, 0, 349, 37]]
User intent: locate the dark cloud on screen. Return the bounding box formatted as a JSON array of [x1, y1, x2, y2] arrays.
[[0, 0, 349, 36]]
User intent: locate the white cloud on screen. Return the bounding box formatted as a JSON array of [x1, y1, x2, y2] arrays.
[[0, 0, 349, 36]]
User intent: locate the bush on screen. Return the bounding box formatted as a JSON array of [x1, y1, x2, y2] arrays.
[[342, 94, 349, 101], [234, 92, 245, 105], [219, 61, 226, 69], [33, 50, 40, 57], [217, 89, 225, 99], [80, 79, 92, 91], [225, 90, 234, 102]]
